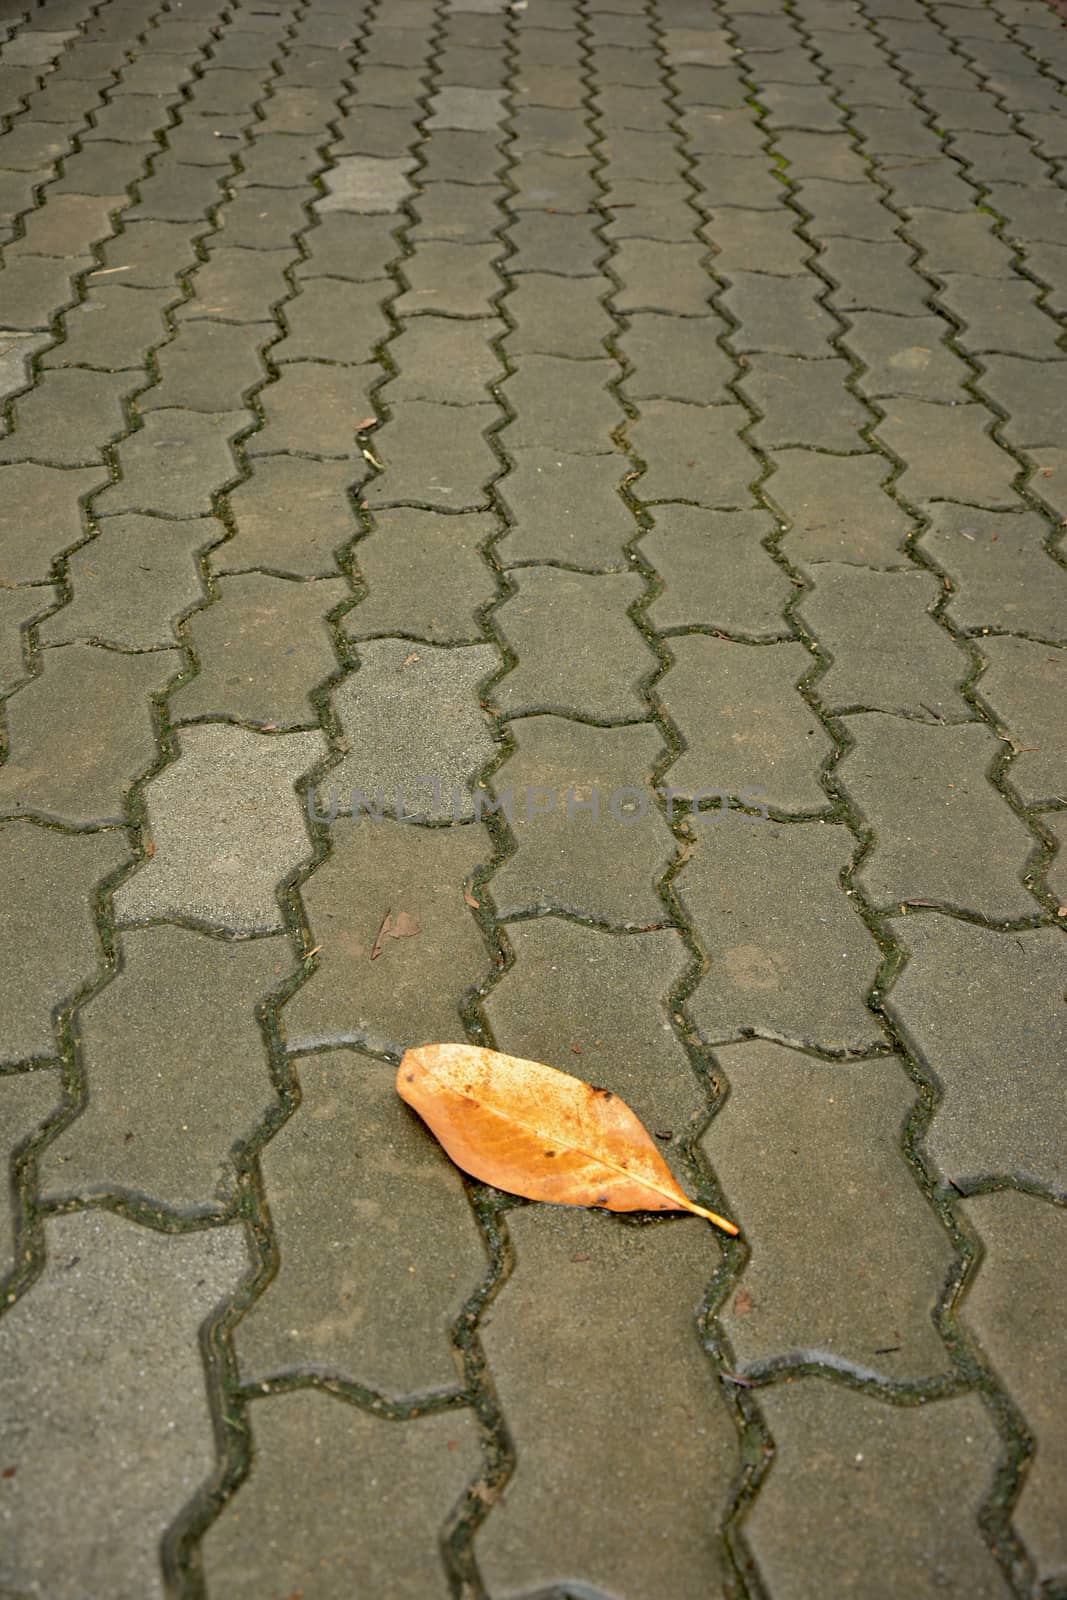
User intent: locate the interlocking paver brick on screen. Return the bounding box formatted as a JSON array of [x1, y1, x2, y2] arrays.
[[347, 509, 496, 641], [792, 175, 897, 239], [706, 1039, 954, 1378], [96, 409, 245, 515], [39, 514, 208, 648], [949, 127, 1040, 186], [429, 85, 505, 131], [978, 356, 1067, 451], [393, 240, 501, 317], [202, 1391, 480, 1598], [680, 820, 882, 1049], [419, 129, 503, 185], [613, 238, 710, 315], [703, 205, 810, 274], [760, 81, 843, 130], [235, 1048, 486, 1392], [484, 919, 704, 1153], [41, 924, 286, 1211], [0, 822, 126, 1064], [977, 635, 1067, 807], [213, 184, 310, 249], [747, 1384, 1007, 1600], [81, 92, 170, 144], [0, 642, 177, 826], [800, 565, 967, 716], [507, 273, 612, 357], [140, 320, 266, 412], [495, 448, 631, 570], [743, 354, 868, 451], [408, 179, 500, 244], [603, 176, 700, 240], [282, 817, 489, 1054], [388, 316, 504, 402], [905, 207, 1008, 278], [919, 503, 1067, 640], [679, 106, 765, 156], [629, 401, 758, 507], [171, 572, 347, 728], [962, 1190, 1067, 1583], [643, 505, 791, 636], [13, 190, 123, 254], [503, 356, 618, 452], [248, 363, 371, 459], [113, 723, 324, 933], [0, 330, 48, 401], [230, 131, 320, 187], [271, 278, 390, 365], [361, 400, 499, 509], [886, 917, 1067, 1190], [659, 636, 832, 813], [175, 247, 290, 323], [687, 153, 780, 212], [513, 63, 584, 108], [335, 108, 422, 161], [841, 715, 1035, 916], [0, 462, 104, 584], [490, 717, 674, 925], [165, 115, 247, 167], [126, 155, 223, 222], [221, 456, 357, 577], [50, 138, 154, 197], [347, 65, 425, 110], [294, 211, 396, 279], [510, 150, 599, 213], [0, 119, 73, 169], [476, 1209, 736, 1600], [875, 399, 1018, 508], [937, 272, 1053, 358], [495, 568, 653, 721], [505, 210, 601, 275], [621, 311, 733, 403], [326, 639, 497, 821], [93, 218, 193, 286], [40, 283, 171, 370], [820, 237, 931, 317], [316, 154, 415, 214], [1, 29, 77, 65], [0, 1211, 246, 1599], [722, 271, 839, 355], [847, 310, 969, 402], [511, 104, 588, 155], [0, 368, 129, 465]]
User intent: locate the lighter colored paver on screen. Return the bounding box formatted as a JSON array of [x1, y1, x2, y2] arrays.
[[113, 724, 325, 933]]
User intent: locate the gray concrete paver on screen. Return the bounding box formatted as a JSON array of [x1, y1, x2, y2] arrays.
[[961, 1190, 1067, 1585], [3, 0, 1067, 1592], [705, 1040, 955, 1379]]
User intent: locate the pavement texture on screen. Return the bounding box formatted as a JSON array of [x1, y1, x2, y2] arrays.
[[0, 0, 1065, 1593]]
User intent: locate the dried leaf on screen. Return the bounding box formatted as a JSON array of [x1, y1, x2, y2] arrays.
[[397, 1043, 739, 1235], [371, 909, 421, 959], [463, 887, 480, 908]]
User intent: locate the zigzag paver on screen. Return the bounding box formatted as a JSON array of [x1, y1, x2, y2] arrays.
[[3, 0, 1067, 1593]]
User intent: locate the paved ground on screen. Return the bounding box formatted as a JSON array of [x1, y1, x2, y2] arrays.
[[0, 0, 1065, 1593]]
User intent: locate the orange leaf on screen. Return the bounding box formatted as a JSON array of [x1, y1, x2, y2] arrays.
[[396, 1043, 738, 1236]]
